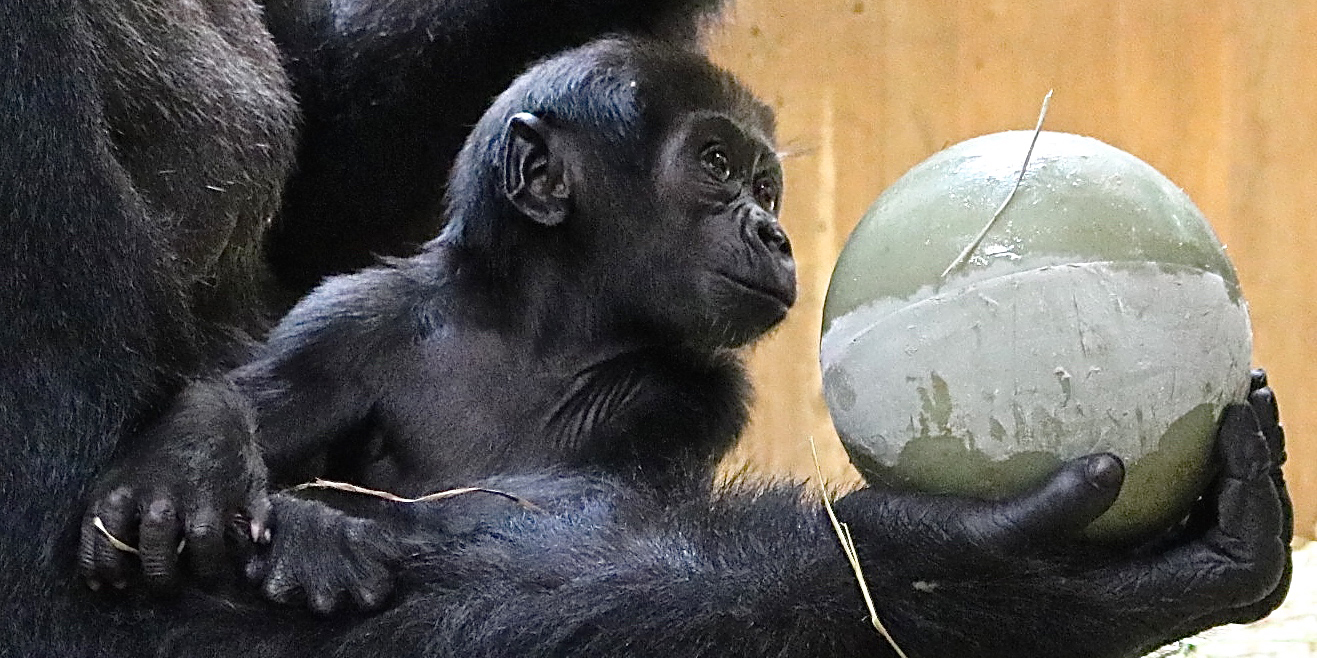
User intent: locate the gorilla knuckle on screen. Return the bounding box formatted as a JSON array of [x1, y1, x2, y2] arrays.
[[186, 518, 223, 540], [143, 497, 179, 524], [103, 486, 137, 510], [244, 554, 269, 582], [141, 558, 175, 582], [353, 579, 393, 610], [262, 572, 301, 604], [309, 589, 342, 615], [340, 520, 373, 546]]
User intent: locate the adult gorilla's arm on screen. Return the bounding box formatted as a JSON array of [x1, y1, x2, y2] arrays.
[[239, 387, 1289, 658], [257, 0, 728, 296]]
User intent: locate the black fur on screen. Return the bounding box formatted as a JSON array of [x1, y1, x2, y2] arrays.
[[254, 39, 790, 494], [1, 2, 1292, 657], [2, 1, 294, 653], [80, 38, 797, 602], [81, 39, 795, 535], [260, 0, 727, 294], [141, 399, 1292, 658], [0, 1, 733, 654]]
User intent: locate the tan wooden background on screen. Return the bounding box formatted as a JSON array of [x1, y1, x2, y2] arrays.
[[708, 0, 1317, 538]]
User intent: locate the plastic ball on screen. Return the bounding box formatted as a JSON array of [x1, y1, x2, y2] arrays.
[[820, 130, 1252, 542]]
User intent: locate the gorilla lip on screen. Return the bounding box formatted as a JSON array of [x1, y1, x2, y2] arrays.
[[715, 271, 796, 309]]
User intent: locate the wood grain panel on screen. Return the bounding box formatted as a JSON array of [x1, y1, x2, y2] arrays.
[[709, 0, 1317, 537]]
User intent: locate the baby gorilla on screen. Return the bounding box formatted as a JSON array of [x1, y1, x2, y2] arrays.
[[81, 40, 1291, 658], [252, 39, 794, 497], [83, 36, 796, 596]]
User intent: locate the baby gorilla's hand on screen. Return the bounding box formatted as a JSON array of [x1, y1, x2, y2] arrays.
[[246, 493, 418, 615]]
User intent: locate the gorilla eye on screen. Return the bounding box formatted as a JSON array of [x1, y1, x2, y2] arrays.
[[701, 146, 732, 183], [753, 177, 779, 212]]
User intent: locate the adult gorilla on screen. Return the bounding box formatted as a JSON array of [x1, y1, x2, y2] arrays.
[[0, 0, 719, 652], [0, 5, 1290, 658]]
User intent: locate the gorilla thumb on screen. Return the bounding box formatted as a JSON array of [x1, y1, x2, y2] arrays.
[[987, 453, 1125, 545]]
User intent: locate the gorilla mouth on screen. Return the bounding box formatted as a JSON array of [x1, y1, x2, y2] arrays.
[[715, 272, 796, 310]]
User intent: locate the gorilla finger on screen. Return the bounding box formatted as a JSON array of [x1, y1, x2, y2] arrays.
[[1200, 410, 1286, 578], [138, 497, 184, 589], [982, 453, 1124, 544], [246, 493, 274, 545], [1215, 404, 1271, 482], [77, 519, 101, 587], [308, 586, 345, 615], [1246, 387, 1284, 465], [1204, 477, 1286, 570], [1173, 403, 1277, 544], [1225, 555, 1293, 627], [1249, 368, 1267, 392], [349, 573, 395, 611], [83, 488, 140, 587], [244, 552, 270, 583], [1244, 389, 1296, 550], [261, 567, 305, 605], [77, 514, 121, 588], [183, 508, 228, 579]]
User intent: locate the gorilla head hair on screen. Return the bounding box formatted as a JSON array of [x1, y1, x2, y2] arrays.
[[437, 37, 775, 279]]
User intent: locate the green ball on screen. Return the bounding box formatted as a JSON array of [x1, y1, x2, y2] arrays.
[[820, 131, 1252, 542]]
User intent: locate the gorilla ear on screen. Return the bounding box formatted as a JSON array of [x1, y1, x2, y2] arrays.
[[502, 113, 570, 227]]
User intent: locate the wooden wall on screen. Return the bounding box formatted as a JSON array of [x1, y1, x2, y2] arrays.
[[708, 0, 1317, 538]]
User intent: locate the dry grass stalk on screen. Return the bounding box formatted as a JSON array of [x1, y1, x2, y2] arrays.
[[809, 437, 910, 658], [290, 478, 541, 510], [92, 480, 540, 556], [92, 516, 141, 554], [941, 89, 1054, 279]]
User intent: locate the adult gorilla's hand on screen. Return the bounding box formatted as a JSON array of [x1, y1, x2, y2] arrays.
[[834, 371, 1290, 658], [836, 447, 1126, 562], [78, 380, 271, 591], [1133, 372, 1292, 639]]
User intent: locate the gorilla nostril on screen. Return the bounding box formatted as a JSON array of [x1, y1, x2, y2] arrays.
[[757, 222, 792, 257]]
